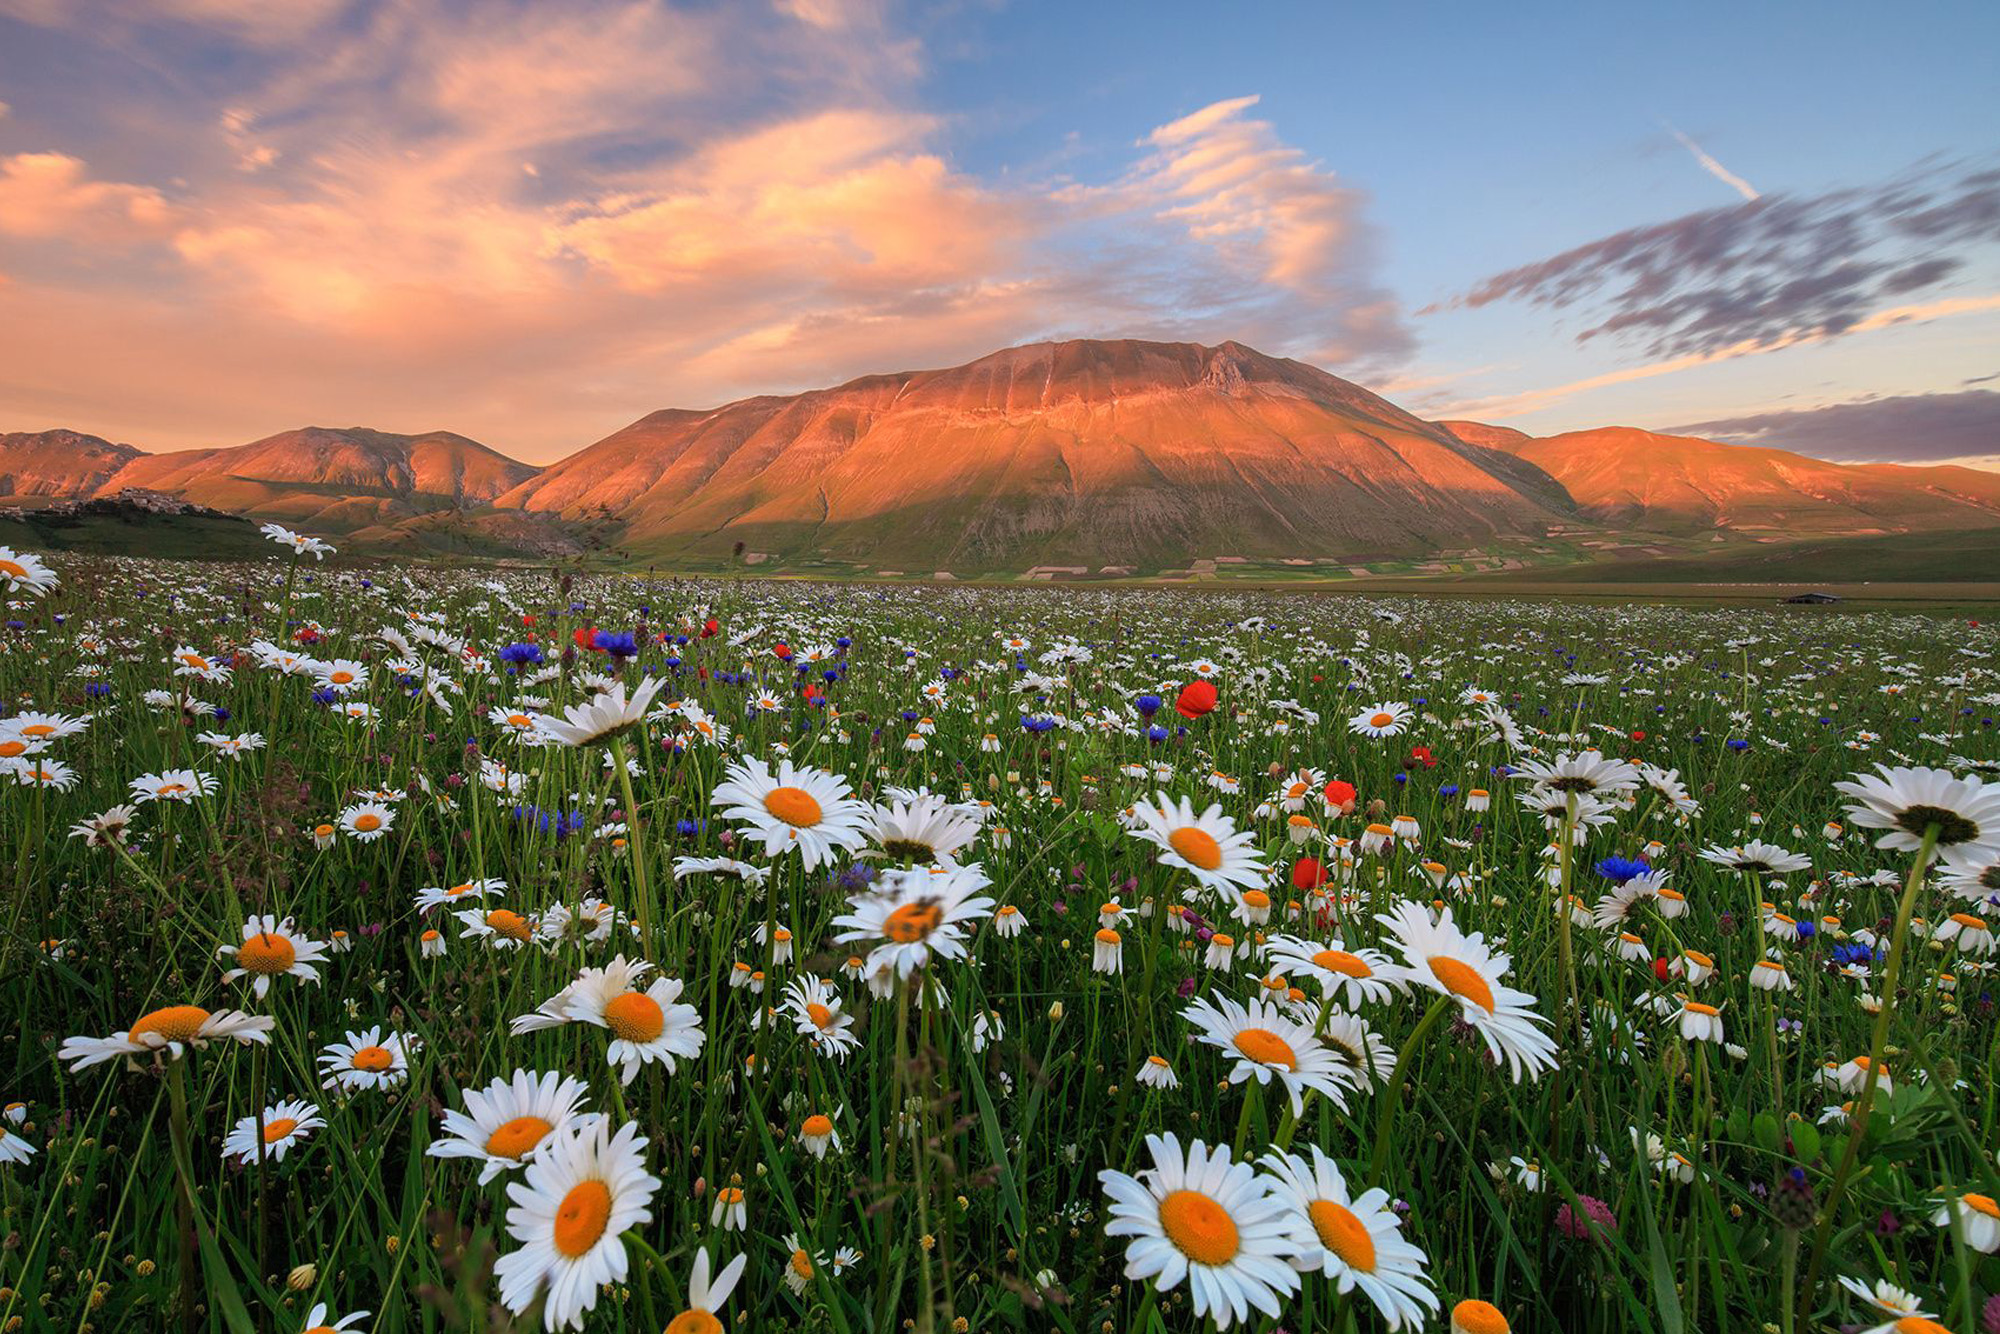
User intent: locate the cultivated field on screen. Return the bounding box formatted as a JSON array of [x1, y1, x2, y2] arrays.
[[2, 534, 1997, 1334]]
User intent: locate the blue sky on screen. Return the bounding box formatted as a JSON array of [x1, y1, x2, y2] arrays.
[[0, 0, 1995, 464]]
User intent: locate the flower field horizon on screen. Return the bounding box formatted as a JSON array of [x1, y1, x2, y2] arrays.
[[3, 531, 1999, 1334]]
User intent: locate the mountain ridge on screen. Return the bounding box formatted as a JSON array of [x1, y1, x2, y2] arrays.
[[5, 338, 1994, 569]]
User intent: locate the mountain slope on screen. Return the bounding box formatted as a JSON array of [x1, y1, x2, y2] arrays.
[[97, 427, 539, 531], [0, 430, 142, 499], [496, 339, 1573, 568], [1457, 424, 2000, 534]]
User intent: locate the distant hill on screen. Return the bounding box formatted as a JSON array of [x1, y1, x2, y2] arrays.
[[95, 427, 540, 532], [0, 430, 142, 499], [1441, 423, 2000, 535]]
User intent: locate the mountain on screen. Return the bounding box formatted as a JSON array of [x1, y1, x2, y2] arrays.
[[1442, 423, 2000, 535], [495, 339, 1573, 569], [11, 341, 1999, 574], [96, 427, 539, 532], [0, 429, 142, 499]]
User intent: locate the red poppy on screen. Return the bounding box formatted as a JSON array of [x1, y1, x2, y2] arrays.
[[1291, 857, 1330, 891], [1652, 957, 1671, 983], [1409, 746, 1437, 770], [1175, 679, 1217, 719], [1324, 779, 1357, 813], [773, 642, 793, 661], [1630, 730, 1646, 742], [701, 618, 720, 638], [520, 615, 535, 627], [573, 627, 599, 651]]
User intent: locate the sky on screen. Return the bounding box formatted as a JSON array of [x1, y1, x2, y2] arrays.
[[0, 0, 1995, 468]]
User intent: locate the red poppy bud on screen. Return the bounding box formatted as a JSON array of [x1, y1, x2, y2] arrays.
[[1175, 679, 1217, 719]]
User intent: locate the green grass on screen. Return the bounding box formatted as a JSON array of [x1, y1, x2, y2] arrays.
[[0, 554, 1996, 1333]]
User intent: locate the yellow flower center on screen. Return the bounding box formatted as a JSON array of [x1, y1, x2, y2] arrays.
[[485, 909, 532, 941], [763, 785, 824, 827], [1167, 827, 1223, 871], [805, 1002, 837, 1030], [1231, 1027, 1298, 1071], [604, 992, 666, 1042], [349, 1045, 394, 1072], [128, 1005, 210, 1045], [1157, 1189, 1240, 1266], [262, 1118, 298, 1144], [1428, 956, 1496, 1014], [883, 901, 944, 944], [552, 1179, 613, 1258], [237, 933, 297, 974], [485, 1115, 554, 1160], [1369, 712, 1395, 728], [790, 1249, 813, 1280], [352, 813, 382, 832], [1311, 949, 1373, 978], [1451, 1299, 1512, 1334], [1308, 1198, 1377, 1272]]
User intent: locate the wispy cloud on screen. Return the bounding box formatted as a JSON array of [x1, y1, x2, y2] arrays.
[[1435, 292, 2000, 420], [1673, 388, 2000, 468], [1662, 122, 1759, 201], [1431, 163, 2000, 360]]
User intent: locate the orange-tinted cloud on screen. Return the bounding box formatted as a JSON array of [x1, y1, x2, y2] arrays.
[[0, 6, 1411, 461]]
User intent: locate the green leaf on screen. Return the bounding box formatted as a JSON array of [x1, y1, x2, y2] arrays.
[[1752, 1112, 1783, 1152], [1727, 1106, 1750, 1143], [1789, 1118, 1821, 1163]]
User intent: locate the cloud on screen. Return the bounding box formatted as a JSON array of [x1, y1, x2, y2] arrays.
[[1663, 124, 1759, 201], [0, 152, 177, 241], [0, 9, 1415, 460], [1434, 163, 2000, 360], [1433, 292, 2000, 421], [1673, 389, 2000, 467], [1096, 95, 1414, 367]]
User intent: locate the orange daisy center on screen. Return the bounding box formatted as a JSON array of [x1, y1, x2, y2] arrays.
[[552, 1179, 613, 1258], [883, 901, 944, 944], [1311, 949, 1372, 978], [262, 1117, 299, 1144], [349, 1045, 394, 1072], [1308, 1198, 1377, 1272], [128, 1005, 210, 1045], [1157, 1189, 1240, 1266], [1232, 1027, 1298, 1071], [604, 992, 666, 1042], [1167, 827, 1223, 871], [485, 1115, 555, 1160], [763, 785, 824, 827], [236, 933, 297, 974], [1429, 956, 1496, 1014]]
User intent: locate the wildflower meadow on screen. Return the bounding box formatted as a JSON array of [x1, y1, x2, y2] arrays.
[[2, 529, 1998, 1334]]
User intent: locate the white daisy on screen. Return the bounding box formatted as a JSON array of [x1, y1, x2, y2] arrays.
[[1097, 1132, 1303, 1330], [494, 1120, 659, 1331]]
